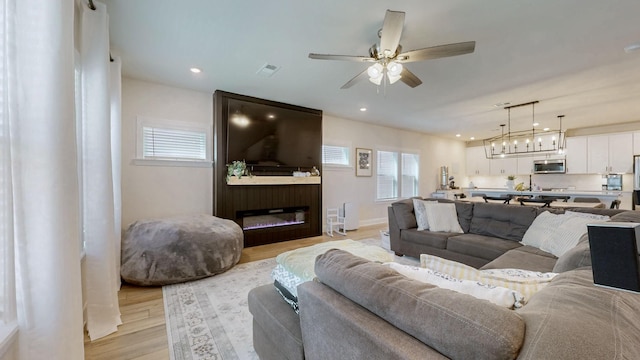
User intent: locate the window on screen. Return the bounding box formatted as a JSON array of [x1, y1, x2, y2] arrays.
[[322, 145, 350, 167], [376, 150, 419, 201], [135, 116, 211, 167], [401, 153, 419, 197]]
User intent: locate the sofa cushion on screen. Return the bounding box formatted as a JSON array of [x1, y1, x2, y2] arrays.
[[552, 233, 591, 273], [516, 269, 640, 359], [446, 233, 521, 261], [454, 201, 474, 233], [401, 228, 450, 249], [482, 246, 557, 273], [391, 198, 419, 230], [315, 249, 525, 360], [469, 202, 538, 242]]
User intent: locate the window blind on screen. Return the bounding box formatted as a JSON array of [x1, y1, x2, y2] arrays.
[[376, 150, 398, 200], [142, 126, 207, 161], [322, 145, 350, 166]]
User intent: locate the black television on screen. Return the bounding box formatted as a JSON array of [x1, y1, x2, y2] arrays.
[[225, 97, 322, 174]]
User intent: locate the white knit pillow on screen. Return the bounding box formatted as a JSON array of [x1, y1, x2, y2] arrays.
[[412, 199, 437, 231], [522, 211, 608, 257], [423, 202, 463, 233]]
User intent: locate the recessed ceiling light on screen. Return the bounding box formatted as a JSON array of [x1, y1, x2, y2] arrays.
[[543, 127, 550, 131], [532, 122, 539, 127], [190, 67, 202, 73], [360, 107, 367, 112], [624, 43, 640, 53], [455, 134, 461, 137], [470, 136, 475, 140], [267, 114, 276, 119]]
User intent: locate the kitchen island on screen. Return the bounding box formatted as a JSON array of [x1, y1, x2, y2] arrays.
[[467, 188, 621, 206]]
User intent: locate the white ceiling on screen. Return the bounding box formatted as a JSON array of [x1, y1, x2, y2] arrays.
[[104, 0, 640, 141]]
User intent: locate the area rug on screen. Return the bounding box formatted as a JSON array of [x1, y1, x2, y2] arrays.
[[163, 237, 417, 360]]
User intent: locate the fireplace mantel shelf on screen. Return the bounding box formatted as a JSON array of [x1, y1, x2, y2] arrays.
[[227, 176, 321, 186]]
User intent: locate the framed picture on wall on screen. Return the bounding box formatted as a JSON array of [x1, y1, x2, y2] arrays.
[[355, 148, 373, 177]]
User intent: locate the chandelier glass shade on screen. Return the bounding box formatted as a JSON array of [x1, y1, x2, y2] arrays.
[[482, 101, 566, 159], [367, 61, 403, 85]]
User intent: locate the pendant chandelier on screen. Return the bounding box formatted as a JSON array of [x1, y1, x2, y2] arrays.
[[483, 101, 566, 159]]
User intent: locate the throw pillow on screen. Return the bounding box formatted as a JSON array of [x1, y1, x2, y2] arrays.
[[420, 254, 557, 301], [520, 211, 566, 249], [539, 215, 597, 257], [564, 210, 610, 221], [385, 262, 525, 308], [412, 199, 437, 231], [521, 211, 608, 257], [423, 202, 464, 233]]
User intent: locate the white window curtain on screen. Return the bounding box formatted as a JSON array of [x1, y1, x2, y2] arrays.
[[79, 1, 122, 341], [6, 0, 85, 358]]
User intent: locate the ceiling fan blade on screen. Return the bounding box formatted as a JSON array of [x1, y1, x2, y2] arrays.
[[399, 68, 422, 88], [340, 69, 369, 89], [309, 53, 376, 62], [379, 10, 405, 58], [396, 41, 476, 63]]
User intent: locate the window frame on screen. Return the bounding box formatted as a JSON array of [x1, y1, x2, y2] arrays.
[[375, 148, 420, 202], [321, 141, 352, 170], [134, 116, 212, 168]]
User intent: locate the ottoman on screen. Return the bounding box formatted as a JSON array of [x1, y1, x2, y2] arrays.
[[120, 214, 243, 286]]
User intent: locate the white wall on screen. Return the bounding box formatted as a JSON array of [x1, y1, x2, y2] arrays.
[[121, 78, 213, 227], [323, 115, 467, 227], [120, 78, 467, 230]]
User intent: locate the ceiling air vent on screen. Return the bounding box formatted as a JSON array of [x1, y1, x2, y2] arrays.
[[256, 63, 280, 77]]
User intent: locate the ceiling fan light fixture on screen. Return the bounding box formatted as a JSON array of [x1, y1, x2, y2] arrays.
[[367, 63, 383, 78], [369, 75, 383, 85], [387, 73, 402, 84], [387, 61, 403, 76]]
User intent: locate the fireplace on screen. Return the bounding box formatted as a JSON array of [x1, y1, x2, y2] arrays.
[[238, 207, 309, 231]]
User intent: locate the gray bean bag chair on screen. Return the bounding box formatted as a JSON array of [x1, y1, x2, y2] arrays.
[[121, 214, 243, 286]]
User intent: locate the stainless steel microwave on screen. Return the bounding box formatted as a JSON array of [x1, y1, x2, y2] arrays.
[[533, 159, 566, 174]]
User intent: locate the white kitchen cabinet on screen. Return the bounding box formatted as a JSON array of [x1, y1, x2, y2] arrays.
[[565, 136, 588, 174], [465, 146, 491, 176], [587, 133, 633, 173], [516, 157, 533, 175], [490, 157, 518, 176]]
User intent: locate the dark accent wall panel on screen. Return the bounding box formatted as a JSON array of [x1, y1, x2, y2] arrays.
[[213, 91, 323, 247]]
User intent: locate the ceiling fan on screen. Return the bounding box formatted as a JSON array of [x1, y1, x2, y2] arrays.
[[309, 9, 476, 89]]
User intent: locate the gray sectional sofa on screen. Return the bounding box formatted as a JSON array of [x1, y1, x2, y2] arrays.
[[388, 198, 624, 271], [248, 199, 640, 360]]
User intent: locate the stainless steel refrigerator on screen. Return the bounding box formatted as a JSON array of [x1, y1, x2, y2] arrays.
[[634, 155, 640, 210]]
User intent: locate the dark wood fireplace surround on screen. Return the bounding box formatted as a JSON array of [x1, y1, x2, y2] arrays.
[[213, 91, 322, 247]]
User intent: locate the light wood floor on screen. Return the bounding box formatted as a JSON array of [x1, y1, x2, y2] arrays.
[[83, 223, 387, 359]]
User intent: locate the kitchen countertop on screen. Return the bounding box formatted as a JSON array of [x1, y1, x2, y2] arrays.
[[466, 188, 622, 200]]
